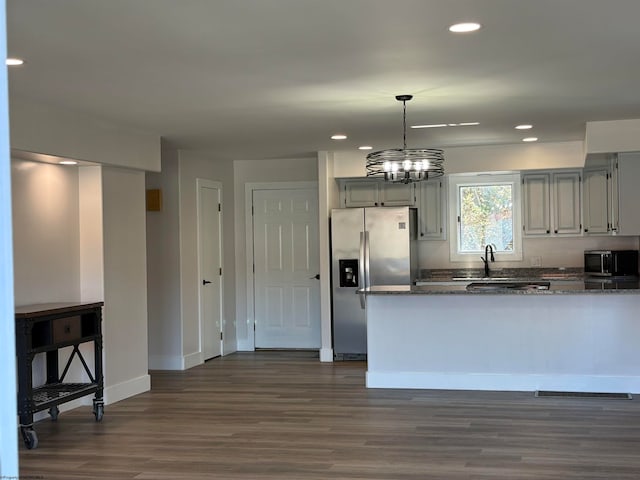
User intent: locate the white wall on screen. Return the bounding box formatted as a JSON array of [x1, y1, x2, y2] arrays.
[[586, 119, 640, 154], [11, 160, 80, 305], [10, 96, 161, 172], [0, 0, 19, 471], [101, 167, 150, 402], [146, 144, 183, 369], [79, 166, 104, 303], [233, 157, 318, 350]]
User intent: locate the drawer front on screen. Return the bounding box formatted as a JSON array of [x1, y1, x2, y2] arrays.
[[52, 316, 82, 343]]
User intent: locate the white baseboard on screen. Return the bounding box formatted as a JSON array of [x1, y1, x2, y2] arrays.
[[236, 339, 254, 351], [104, 374, 151, 405], [320, 347, 333, 362], [365, 371, 640, 394], [183, 351, 203, 370], [149, 352, 206, 371], [148, 354, 184, 370]]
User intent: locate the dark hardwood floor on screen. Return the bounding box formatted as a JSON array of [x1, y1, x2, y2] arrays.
[[19, 351, 640, 479]]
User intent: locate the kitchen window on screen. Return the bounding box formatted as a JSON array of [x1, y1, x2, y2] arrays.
[[448, 173, 523, 262]]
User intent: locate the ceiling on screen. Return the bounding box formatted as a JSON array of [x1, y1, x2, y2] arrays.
[[7, 0, 640, 161]]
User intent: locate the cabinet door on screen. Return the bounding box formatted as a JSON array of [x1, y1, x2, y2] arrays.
[[616, 152, 640, 235], [380, 182, 416, 206], [418, 180, 445, 239], [583, 168, 610, 234], [609, 155, 620, 234], [343, 181, 379, 207], [522, 173, 551, 235], [552, 171, 581, 235]]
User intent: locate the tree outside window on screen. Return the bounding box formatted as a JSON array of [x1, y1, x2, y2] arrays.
[[459, 184, 514, 252]]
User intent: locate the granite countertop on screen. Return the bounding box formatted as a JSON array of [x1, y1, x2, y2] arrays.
[[361, 268, 640, 295], [360, 281, 640, 295]]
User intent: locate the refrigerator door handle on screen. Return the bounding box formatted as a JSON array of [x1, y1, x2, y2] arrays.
[[359, 231, 366, 309], [364, 231, 371, 288]]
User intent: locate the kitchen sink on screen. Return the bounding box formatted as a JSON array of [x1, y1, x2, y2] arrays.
[[466, 281, 551, 291]]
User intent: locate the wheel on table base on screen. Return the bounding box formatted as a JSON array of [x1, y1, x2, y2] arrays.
[[93, 401, 104, 422], [49, 405, 59, 421], [21, 427, 38, 449]]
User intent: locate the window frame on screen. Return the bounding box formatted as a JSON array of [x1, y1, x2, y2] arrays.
[[448, 173, 523, 262]]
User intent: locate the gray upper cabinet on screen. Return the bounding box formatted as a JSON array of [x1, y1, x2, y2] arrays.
[[615, 152, 640, 235], [552, 171, 582, 235], [339, 179, 416, 208], [341, 180, 380, 207], [418, 179, 446, 240], [583, 167, 611, 234], [379, 182, 417, 207], [522, 170, 581, 236], [522, 173, 551, 235]]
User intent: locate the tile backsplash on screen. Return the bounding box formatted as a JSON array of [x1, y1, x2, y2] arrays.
[[418, 235, 640, 269]]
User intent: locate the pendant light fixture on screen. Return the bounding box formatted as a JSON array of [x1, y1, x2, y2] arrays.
[[366, 95, 444, 184]]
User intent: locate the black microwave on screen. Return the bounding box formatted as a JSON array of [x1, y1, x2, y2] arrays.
[[584, 250, 639, 277]]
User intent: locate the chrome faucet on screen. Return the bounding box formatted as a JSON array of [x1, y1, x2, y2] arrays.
[[481, 244, 495, 277]]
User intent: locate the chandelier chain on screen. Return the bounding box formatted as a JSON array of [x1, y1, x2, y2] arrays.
[[402, 99, 407, 151]]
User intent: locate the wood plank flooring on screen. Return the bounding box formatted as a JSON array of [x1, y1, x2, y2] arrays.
[[19, 351, 640, 479]]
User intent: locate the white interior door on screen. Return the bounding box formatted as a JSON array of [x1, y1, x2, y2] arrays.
[[253, 188, 320, 349], [197, 180, 223, 360]]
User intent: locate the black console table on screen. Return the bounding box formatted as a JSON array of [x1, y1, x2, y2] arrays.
[[15, 302, 104, 449]]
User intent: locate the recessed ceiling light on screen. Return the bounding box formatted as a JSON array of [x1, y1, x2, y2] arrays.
[[358, 146, 373, 150], [331, 134, 347, 140], [449, 22, 481, 33], [59, 160, 78, 165], [515, 124, 533, 130], [522, 137, 538, 142], [6, 58, 24, 66]]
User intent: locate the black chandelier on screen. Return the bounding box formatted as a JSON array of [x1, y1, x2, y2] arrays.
[[366, 95, 444, 184]]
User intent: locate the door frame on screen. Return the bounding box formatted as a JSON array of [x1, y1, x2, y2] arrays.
[[196, 178, 224, 359], [244, 181, 318, 351]]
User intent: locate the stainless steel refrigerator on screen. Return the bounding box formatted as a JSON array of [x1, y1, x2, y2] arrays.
[[330, 206, 418, 358]]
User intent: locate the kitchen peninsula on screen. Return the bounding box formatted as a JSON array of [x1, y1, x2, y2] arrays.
[[362, 277, 640, 394]]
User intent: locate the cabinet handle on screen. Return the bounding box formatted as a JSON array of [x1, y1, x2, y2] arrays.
[[554, 230, 558, 234], [584, 228, 589, 233], [374, 202, 378, 206], [546, 230, 550, 234], [380, 202, 384, 206]]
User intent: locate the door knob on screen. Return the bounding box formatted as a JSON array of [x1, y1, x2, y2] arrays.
[[202, 279, 212, 285], [310, 274, 320, 280]]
